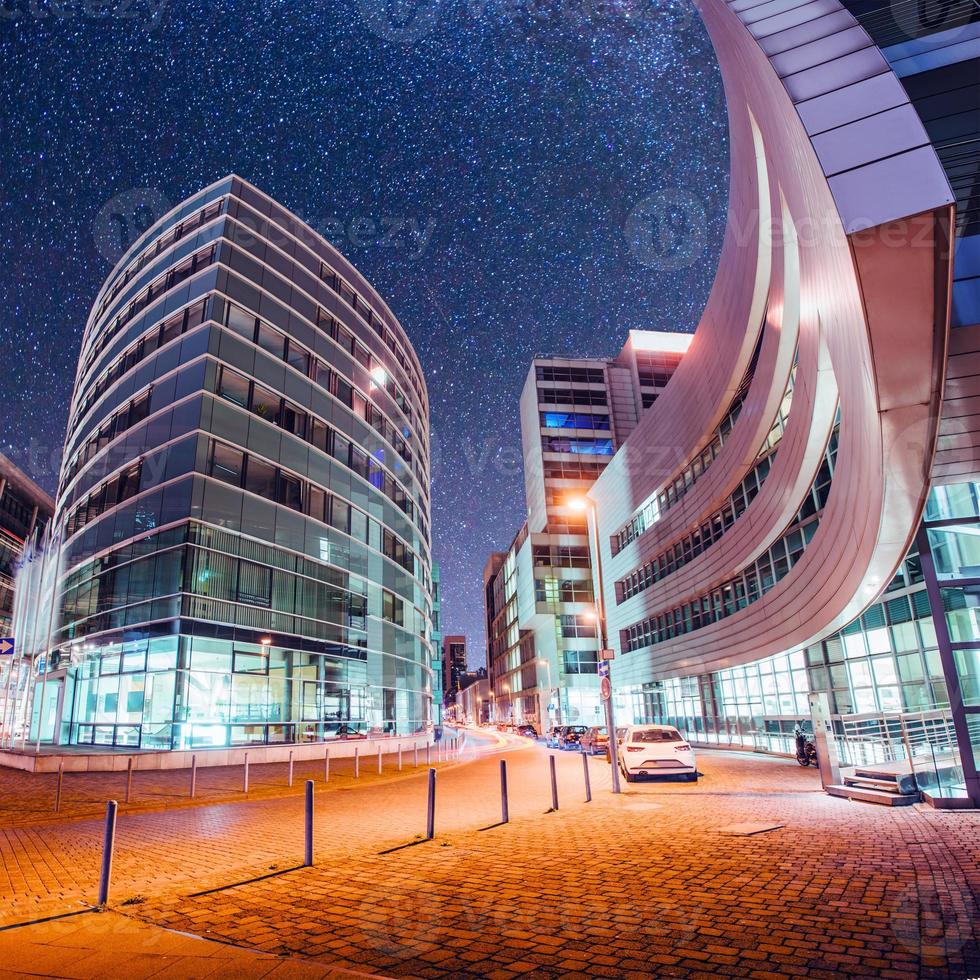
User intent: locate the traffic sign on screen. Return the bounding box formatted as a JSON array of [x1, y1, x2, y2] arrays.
[[598, 660, 610, 679], [0, 638, 13, 657], [600, 676, 612, 701], [600, 648, 615, 660]]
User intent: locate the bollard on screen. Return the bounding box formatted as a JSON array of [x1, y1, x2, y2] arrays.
[[243, 752, 250, 793], [125, 757, 133, 804], [304, 780, 314, 867], [288, 750, 294, 788], [500, 759, 509, 824], [97, 800, 118, 907], [324, 747, 330, 782], [549, 755, 559, 811], [190, 754, 197, 799], [354, 746, 360, 778], [398, 743, 402, 771], [582, 751, 592, 803], [378, 743, 383, 775], [426, 768, 436, 840], [54, 761, 64, 813]]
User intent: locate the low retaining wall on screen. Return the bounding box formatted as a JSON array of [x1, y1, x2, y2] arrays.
[[0, 733, 441, 774]]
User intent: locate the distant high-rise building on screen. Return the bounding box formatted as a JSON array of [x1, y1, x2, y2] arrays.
[[485, 331, 690, 732], [0, 455, 53, 636], [442, 634, 467, 700], [0, 455, 54, 745]]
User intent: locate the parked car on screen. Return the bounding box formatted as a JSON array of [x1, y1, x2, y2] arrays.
[[618, 724, 697, 782], [558, 725, 588, 750], [546, 726, 565, 749], [516, 724, 538, 738], [579, 726, 609, 755]]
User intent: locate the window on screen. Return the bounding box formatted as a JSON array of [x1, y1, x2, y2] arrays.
[[256, 323, 284, 359], [543, 437, 614, 455], [308, 486, 327, 523], [251, 384, 280, 424], [535, 365, 605, 384], [233, 650, 269, 674], [286, 341, 310, 376], [226, 303, 257, 341], [218, 367, 250, 408], [540, 412, 610, 430], [383, 590, 405, 626], [631, 728, 682, 743], [276, 473, 304, 512], [310, 420, 330, 453], [538, 387, 608, 407], [210, 444, 245, 487], [237, 563, 271, 607], [331, 497, 350, 533], [281, 403, 307, 439], [560, 614, 597, 638], [244, 457, 277, 499]]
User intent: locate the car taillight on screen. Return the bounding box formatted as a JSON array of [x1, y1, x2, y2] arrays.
[[675, 744, 691, 751], [626, 746, 643, 752]]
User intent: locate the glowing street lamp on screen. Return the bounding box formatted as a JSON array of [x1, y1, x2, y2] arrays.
[[565, 494, 621, 794]]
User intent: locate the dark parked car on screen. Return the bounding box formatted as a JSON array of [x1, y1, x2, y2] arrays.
[[516, 724, 538, 738], [558, 725, 588, 750]]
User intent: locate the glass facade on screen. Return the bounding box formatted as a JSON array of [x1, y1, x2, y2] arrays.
[[624, 505, 978, 800], [25, 177, 433, 750]]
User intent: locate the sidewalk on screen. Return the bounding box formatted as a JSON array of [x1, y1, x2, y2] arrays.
[[0, 741, 472, 830], [0, 909, 384, 979], [135, 749, 980, 978]]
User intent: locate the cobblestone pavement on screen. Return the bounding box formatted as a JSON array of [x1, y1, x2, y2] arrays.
[[0, 909, 368, 978], [134, 748, 980, 980], [2, 739, 979, 978], [0, 739, 466, 829], [0, 732, 507, 925]]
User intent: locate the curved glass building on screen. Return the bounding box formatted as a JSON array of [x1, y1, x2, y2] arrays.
[[39, 176, 432, 750], [583, 0, 980, 804]]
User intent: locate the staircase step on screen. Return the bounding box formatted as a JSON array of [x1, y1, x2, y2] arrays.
[[826, 784, 919, 806], [851, 769, 919, 794], [853, 768, 903, 781], [844, 776, 903, 791]]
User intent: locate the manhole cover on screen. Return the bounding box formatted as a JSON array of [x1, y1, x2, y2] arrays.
[[716, 822, 784, 836]]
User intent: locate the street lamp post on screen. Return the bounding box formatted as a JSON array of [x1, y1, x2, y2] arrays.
[[569, 495, 621, 794]]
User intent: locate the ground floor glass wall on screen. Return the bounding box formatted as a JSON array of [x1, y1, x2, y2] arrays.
[[33, 630, 429, 749]]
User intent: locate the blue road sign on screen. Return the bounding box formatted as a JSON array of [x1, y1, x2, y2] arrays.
[[598, 660, 610, 679], [0, 638, 13, 657]]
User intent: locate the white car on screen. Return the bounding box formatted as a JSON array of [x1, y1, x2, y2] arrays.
[[618, 724, 698, 782]]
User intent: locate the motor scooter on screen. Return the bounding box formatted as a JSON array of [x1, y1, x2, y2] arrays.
[[794, 723, 817, 767]]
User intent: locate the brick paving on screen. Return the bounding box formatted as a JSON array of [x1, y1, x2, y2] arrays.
[[1, 738, 979, 977], [0, 909, 366, 978], [0, 740, 463, 829], [134, 749, 980, 979]]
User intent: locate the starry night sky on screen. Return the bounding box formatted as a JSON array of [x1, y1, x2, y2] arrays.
[[0, 0, 728, 664]]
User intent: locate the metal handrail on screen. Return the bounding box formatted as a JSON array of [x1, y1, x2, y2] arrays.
[[831, 705, 958, 770]]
